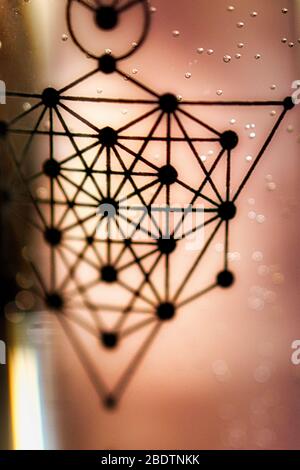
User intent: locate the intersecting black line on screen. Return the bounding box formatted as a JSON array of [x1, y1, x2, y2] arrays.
[[1, 0, 295, 409]]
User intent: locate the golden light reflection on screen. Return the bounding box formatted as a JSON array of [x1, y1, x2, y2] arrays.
[[24, 0, 56, 67], [9, 340, 44, 450]]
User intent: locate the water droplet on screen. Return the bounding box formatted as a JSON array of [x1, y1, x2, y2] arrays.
[[267, 182, 276, 191], [237, 42, 244, 48], [215, 243, 224, 253], [235, 53, 242, 59], [150, 6, 157, 14], [236, 21, 245, 28], [250, 11, 258, 18], [216, 89, 223, 96], [22, 102, 31, 111], [245, 155, 253, 162], [255, 53, 261, 60], [281, 37, 287, 43], [249, 296, 265, 311], [228, 251, 241, 261], [207, 48, 214, 55], [258, 265, 269, 276], [270, 84, 276, 90], [197, 47, 204, 54], [281, 8, 288, 14], [223, 54, 232, 63], [132, 68, 139, 74], [61, 33, 68, 42], [185, 72, 192, 79], [256, 214, 266, 224], [36, 186, 48, 198], [227, 6, 235, 12], [172, 30, 180, 37], [248, 211, 257, 220], [252, 251, 263, 262], [212, 360, 230, 382]]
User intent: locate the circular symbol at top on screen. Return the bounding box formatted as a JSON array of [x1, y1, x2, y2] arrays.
[[66, 0, 151, 61]]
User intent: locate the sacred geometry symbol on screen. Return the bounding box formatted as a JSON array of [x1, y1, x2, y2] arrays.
[[67, 0, 151, 60], [0, 0, 295, 409]]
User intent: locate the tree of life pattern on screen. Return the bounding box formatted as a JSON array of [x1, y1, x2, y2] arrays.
[[0, 0, 295, 408]]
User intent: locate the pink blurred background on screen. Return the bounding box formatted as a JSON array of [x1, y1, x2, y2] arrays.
[[1, 0, 300, 450]]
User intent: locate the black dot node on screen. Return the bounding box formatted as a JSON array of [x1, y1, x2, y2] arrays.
[[41, 87, 60, 108], [98, 54, 117, 74], [220, 130, 239, 150], [86, 235, 94, 245], [159, 93, 179, 113], [157, 236, 177, 254], [283, 96, 295, 110], [0, 120, 8, 137], [85, 167, 93, 177], [45, 292, 64, 311], [218, 201, 237, 221], [99, 126, 118, 147], [104, 395, 117, 410], [43, 159, 61, 178], [101, 265, 118, 283], [98, 197, 118, 218], [158, 165, 178, 185], [44, 227, 62, 246], [95, 6, 119, 31], [101, 332, 119, 349], [217, 270, 235, 288], [156, 302, 176, 321]]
